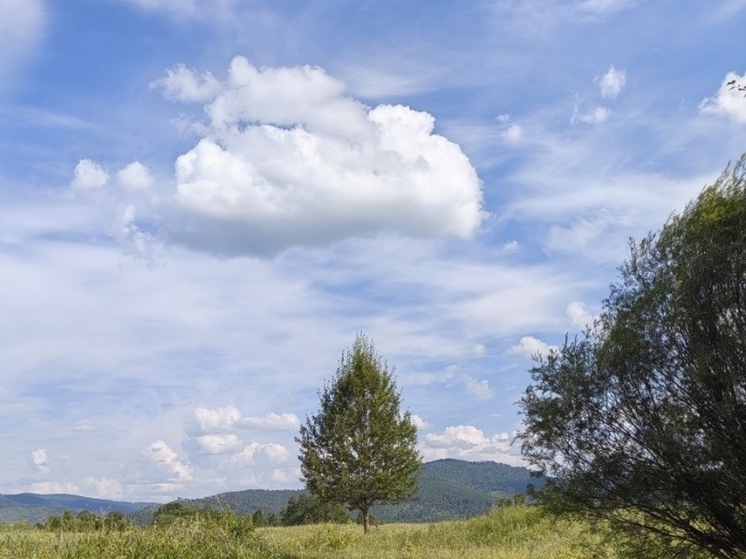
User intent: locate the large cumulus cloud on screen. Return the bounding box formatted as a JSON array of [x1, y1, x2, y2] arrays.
[[153, 57, 484, 256]]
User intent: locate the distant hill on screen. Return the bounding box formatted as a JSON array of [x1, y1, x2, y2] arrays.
[[180, 459, 541, 523], [373, 459, 541, 522], [0, 493, 155, 524], [0, 459, 541, 525]]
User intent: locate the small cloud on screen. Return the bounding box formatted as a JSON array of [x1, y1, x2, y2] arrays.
[[567, 301, 597, 329], [194, 433, 241, 455], [496, 113, 511, 123], [194, 405, 241, 431], [232, 442, 291, 465], [30, 481, 79, 494], [108, 204, 154, 263], [596, 66, 626, 99], [238, 412, 300, 431], [145, 440, 192, 482], [31, 448, 50, 475], [500, 240, 520, 254], [576, 0, 636, 16], [500, 124, 524, 145], [465, 377, 493, 400], [471, 344, 487, 357], [117, 161, 154, 191], [151, 63, 221, 102], [81, 477, 123, 499], [411, 414, 430, 430], [700, 72, 746, 124], [73, 420, 97, 433], [572, 106, 611, 124], [70, 159, 109, 190], [421, 425, 520, 464], [508, 336, 557, 359]]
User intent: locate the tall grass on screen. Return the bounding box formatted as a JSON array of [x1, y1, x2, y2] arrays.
[[0, 507, 618, 559]]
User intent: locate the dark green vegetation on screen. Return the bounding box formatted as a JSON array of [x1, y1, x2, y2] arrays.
[[298, 334, 421, 533], [0, 505, 614, 559], [280, 494, 351, 526], [519, 156, 746, 559], [0, 459, 535, 527], [0, 493, 154, 524], [182, 459, 535, 524]]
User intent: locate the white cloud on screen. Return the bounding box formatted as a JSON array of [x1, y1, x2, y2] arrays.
[[144, 440, 192, 481], [73, 420, 97, 433], [700, 72, 746, 124], [567, 301, 596, 329], [232, 442, 291, 465], [194, 405, 241, 430], [151, 63, 221, 102], [575, 0, 636, 16], [239, 412, 300, 431], [81, 477, 123, 499], [117, 162, 154, 191], [154, 57, 484, 255], [261, 443, 292, 464], [508, 336, 557, 359], [193, 407, 300, 434], [108, 204, 154, 263], [597, 66, 626, 99], [121, 0, 197, 15], [422, 425, 521, 465], [465, 377, 493, 400], [0, 0, 46, 80], [572, 106, 611, 124], [411, 414, 430, 430], [31, 448, 50, 475], [500, 124, 524, 144], [194, 434, 241, 455], [472, 344, 487, 357], [30, 481, 79, 494], [71, 159, 109, 190]]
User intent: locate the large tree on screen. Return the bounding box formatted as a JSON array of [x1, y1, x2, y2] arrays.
[[518, 156, 746, 559], [297, 333, 421, 533]]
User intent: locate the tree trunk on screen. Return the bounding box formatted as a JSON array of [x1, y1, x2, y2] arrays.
[[362, 507, 370, 534]]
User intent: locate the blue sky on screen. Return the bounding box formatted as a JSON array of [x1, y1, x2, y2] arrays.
[[1, 0, 745, 503]]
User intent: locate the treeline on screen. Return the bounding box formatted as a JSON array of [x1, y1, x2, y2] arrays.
[[36, 494, 352, 533], [36, 509, 131, 532]]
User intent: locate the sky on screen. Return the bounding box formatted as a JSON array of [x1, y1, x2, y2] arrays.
[[1, 0, 745, 504]]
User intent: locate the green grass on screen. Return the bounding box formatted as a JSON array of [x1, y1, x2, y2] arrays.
[[0, 507, 618, 559]]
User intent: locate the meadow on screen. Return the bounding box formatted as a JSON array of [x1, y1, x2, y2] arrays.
[[0, 506, 618, 559]]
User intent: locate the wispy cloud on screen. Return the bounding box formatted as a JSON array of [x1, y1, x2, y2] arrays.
[[700, 72, 746, 124], [597, 66, 626, 99]]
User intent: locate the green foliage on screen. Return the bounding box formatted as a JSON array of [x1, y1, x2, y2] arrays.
[[150, 501, 254, 540], [37, 509, 132, 533], [1, 506, 625, 559], [518, 156, 746, 559], [152, 502, 202, 526], [178, 489, 303, 517], [281, 494, 351, 526], [297, 333, 421, 533]]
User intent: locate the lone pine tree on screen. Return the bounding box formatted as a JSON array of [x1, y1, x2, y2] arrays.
[[297, 333, 421, 533]]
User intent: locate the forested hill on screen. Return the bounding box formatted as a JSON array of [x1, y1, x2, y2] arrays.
[[1, 459, 539, 524], [169, 459, 540, 524], [421, 458, 536, 494], [0, 494, 155, 524]]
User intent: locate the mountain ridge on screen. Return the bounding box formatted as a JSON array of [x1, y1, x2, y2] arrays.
[[1, 459, 540, 524]]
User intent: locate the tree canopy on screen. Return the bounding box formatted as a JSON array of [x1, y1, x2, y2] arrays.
[[297, 333, 421, 533], [280, 493, 351, 526], [518, 156, 746, 559]]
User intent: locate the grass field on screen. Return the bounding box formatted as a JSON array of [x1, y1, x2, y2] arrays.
[[0, 506, 617, 559]]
